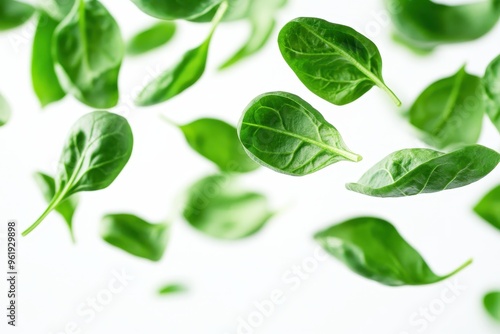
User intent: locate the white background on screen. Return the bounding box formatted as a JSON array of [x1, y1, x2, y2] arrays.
[[1, 0, 500, 333]]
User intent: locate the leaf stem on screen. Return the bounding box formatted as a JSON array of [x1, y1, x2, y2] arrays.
[[443, 258, 473, 279], [21, 191, 64, 236], [377, 82, 402, 107]]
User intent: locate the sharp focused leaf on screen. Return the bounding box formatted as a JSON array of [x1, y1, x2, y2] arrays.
[[40, 0, 76, 21], [347, 145, 500, 197], [172, 117, 258, 173], [54, 0, 124, 108], [135, 2, 228, 106], [127, 22, 176, 56], [409, 66, 484, 149], [278, 17, 401, 106], [22, 111, 133, 237], [183, 174, 273, 240], [386, 0, 500, 51], [130, 0, 222, 20], [158, 283, 187, 295], [101, 214, 169, 261], [0, 93, 11, 126], [315, 217, 472, 286], [483, 54, 500, 133], [474, 185, 500, 231], [0, 0, 34, 30], [32, 12, 66, 107], [484, 291, 500, 321], [34, 172, 79, 242], [238, 92, 362, 176]]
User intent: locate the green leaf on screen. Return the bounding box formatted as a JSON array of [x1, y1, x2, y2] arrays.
[[278, 17, 401, 106], [158, 283, 187, 295], [238, 92, 362, 176], [135, 2, 228, 106], [32, 12, 66, 107], [22, 111, 133, 237], [39, 0, 76, 21], [219, 0, 286, 69], [188, 0, 249, 23], [484, 291, 500, 321], [34, 172, 79, 242], [386, 0, 500, 51], [0, 93, 11, 127], [409, 66, 484, 150], [101, 214, 169, 261], [54, 0, 124, 108], [127, 21, 176, 56], [183, 174, 274, 240], [130, 0, 222, 20], [347, 145, 500, 197], [170, 117, 258, 173], [483, 54, 500, 133], [314, 217, 472, 286], [474, 185, 500, 231], [0, 0, 35, 31]]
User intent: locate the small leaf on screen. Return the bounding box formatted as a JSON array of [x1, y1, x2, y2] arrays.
[[158, 283, 187, 295], [183, 174, 273, 240], [314, 216, 472, 286], [32, 11, 66, 107], [127, 22, 177, 56], [474, 185, 500, 231], [484, 291, 500, 322], [130, 0, 222, 20], [23, 111, 133, 237], [171, 117, 258, 173], [0, 93, 11, 127], [101, 214, 169, 261], [347, 145, 500, 197], [54, 0, 124, 108], [483, 54, 500, 133], [409, 66, 484, 149], [238, 92, 362, 176], [34, 172, 79, 242], [135, 2, 228, 106], [278, 17, 401, 106], [0, 0, 35, 30]]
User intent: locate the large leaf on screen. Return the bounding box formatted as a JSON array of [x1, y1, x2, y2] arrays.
[[0, 0, 34, 30], [347, 145, 500, 197], [22, 111, 133, 236], [386, 0, 500, 51], [278, 17, 401, 106], [183, 174, 273, 240], [130, 0, 222, 20], [315, 217, 472, 286], [101, 214, 169, 261], [484, 291, 500, 321], [483, 54, 500, 133], [32, 11, 66, 107], [238, 92, 362, 176], [127, 21, 176, 56], [54, 0, 124, 108], [474, 185, 500, 231], [409, 66, 484, 149]]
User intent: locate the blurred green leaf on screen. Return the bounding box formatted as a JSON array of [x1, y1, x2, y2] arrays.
[[127, 21, 176, 56], [0, 0, 34, 31], [130, 0, 222, 20], [483, 54, 500, 133], [484, 291, 500, 321], [0, 93, 11, 126], [39, 0, 75, 21], [158, 283, 187, 295], [474, 185, 500, 231]]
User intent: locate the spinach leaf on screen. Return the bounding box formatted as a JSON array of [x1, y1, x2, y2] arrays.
[[0, 0, 34, 30], [34, 172, 79, 242], [483, 54, 500, 133], [168, 117, 259, 173], [40, 0, 75, 21], [474, 185, 500, 231], [135, 2, 228, 106], [22, 111, 133, 236], [130, 0, 222, 20], [54, 0, 124, 108], [158, 283, 187, 295], [32, 11, 66, 107], [0, 93, 11, 126], [278, 17, 401, 106], [127, 22, 176, 56], [101, 214, 168, 261], [183, 174, 274, 240], [484, 291, 500, 321], [238, 92, 362, 176], [189, 0, 249, 22], [219, 0, 286, 69], [314, 217, 472, 286], [386, 0, 500, 51], [347, 145, 500, 197], [409, 66, 484, 150]]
